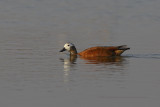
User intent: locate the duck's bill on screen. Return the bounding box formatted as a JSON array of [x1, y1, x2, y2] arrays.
[[59, 48, 66, 52]]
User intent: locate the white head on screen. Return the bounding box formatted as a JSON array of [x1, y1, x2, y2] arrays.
[[60, 42, 75, 52]]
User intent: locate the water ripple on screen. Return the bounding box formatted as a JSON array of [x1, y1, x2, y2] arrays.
[[125, 54, 160, 59]]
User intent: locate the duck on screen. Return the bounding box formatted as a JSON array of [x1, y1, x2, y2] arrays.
[[60, 42, 130, 57]]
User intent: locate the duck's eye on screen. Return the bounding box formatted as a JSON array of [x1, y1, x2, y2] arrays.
[[68, 45, 70, 46]]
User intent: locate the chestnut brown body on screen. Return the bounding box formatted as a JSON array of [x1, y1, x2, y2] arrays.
[[78, 46, 129, 57]]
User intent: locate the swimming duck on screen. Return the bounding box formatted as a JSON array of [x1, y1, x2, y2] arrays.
[[60, 42, 130, 57]]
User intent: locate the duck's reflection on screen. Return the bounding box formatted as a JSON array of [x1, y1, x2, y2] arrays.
[[59, 55, 77, 72], [80, 56, 125, 64], [59, 55, 77, 84], [60, 55, 128, 84], [60, 55, 126, 71]]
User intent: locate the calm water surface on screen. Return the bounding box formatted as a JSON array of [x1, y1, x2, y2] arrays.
[[0, 0, 160, 107]]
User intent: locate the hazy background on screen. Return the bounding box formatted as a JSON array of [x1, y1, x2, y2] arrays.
[[0, 0, 160, 107]]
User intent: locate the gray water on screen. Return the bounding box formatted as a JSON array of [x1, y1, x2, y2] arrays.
[[0, 0, 160, 107]]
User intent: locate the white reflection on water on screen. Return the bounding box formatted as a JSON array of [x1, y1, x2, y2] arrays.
[[60, 55, 77, 72], [59, 55, 77, 83]]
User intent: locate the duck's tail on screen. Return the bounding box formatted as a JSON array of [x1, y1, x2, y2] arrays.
[[118, 45, 130, 50], [115, 45, 130, 56]]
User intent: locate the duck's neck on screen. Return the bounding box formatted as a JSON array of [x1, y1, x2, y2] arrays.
[[70, 46, 78, 55]]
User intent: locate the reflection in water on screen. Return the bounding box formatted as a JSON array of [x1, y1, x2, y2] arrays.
[[80, 56, 125, 64], [60, 55, 127, 71], [59, 55, 77, 72], [59, 55, 77, 84], [80, 56, 128, 72], [60, 55, 129, 86]]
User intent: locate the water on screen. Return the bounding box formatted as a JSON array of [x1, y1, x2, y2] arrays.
[[0, 0, 160, 107]]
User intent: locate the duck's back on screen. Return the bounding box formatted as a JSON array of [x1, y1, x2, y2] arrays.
[[78, 46, 117, 57], [78, 45, 130, 57]]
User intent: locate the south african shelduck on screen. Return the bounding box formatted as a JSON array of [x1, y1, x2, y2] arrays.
[[60, 42, 130, 57]]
